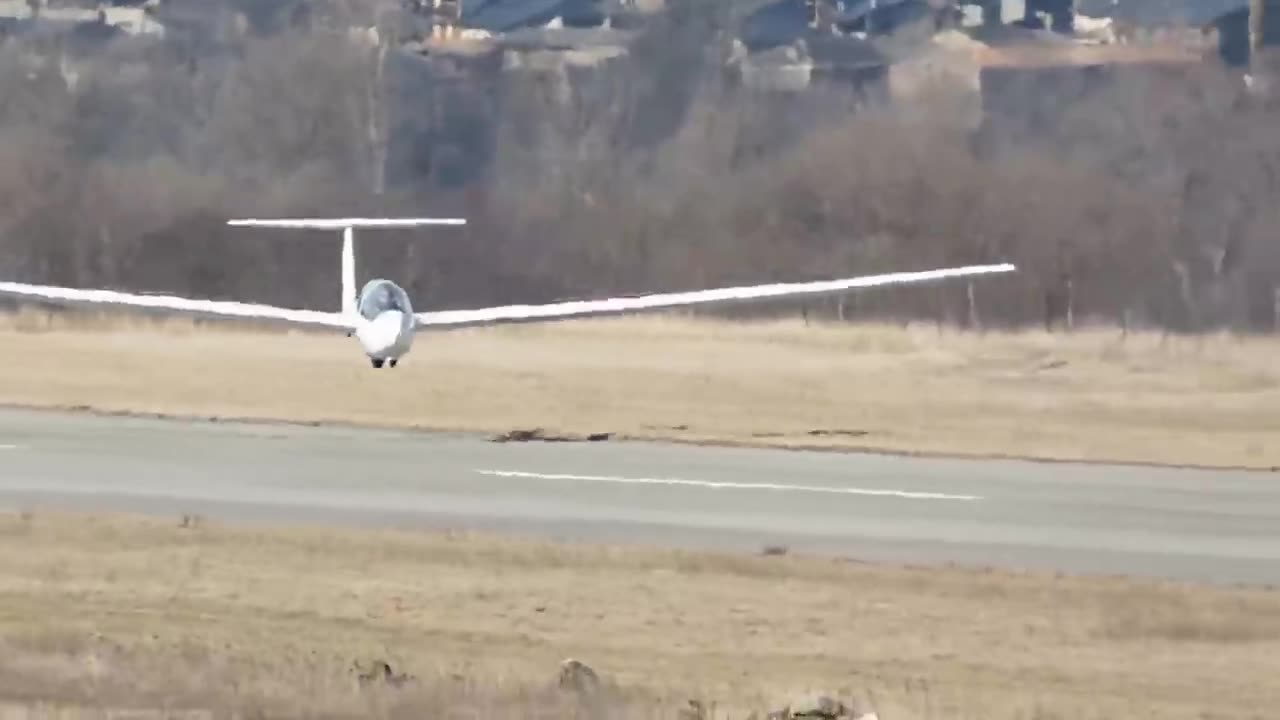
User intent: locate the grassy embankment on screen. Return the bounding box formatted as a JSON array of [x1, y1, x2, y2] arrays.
[[0, 310, 1276, 469], [1, 511, 1278, 719]]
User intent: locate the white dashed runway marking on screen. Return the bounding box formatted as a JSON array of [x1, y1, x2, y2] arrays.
[[475, 469, 982, 501]]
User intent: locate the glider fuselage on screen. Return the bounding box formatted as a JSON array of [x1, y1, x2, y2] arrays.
[[353, 278, 415, 367]]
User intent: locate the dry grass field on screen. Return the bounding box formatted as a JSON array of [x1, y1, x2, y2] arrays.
[[0, 510, 1279, 720], [0, 309, 1277, 469]]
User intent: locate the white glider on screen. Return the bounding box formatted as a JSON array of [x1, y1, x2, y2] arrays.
[[0, 218, 1016, 368]]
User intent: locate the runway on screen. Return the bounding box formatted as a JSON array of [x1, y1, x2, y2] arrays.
[[0, 407, 1277, 585]]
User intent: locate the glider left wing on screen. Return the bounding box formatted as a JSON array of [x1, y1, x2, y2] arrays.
[[0, 281, 355, 331]]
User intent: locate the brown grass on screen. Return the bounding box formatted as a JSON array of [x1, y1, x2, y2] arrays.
[[0, 510, 1278, 719], [0, 308, 1278, 469]]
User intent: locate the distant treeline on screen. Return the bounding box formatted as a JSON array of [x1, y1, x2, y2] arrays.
[[0, 0, 1277, 332]]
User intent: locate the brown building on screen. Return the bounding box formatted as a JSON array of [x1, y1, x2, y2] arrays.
[[973, 38, 1204, 144]]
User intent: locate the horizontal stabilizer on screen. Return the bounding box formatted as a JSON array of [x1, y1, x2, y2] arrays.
[[415, 263, 1017, 329], [226, 216, 467, 317], [227, 218, 466, 230]]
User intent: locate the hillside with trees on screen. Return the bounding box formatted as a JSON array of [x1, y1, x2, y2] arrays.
[[0, 0, 1277, 332]]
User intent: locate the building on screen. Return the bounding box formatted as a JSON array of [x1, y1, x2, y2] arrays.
[[0, 0, 165, 49], [975, 39, 1203, 137]]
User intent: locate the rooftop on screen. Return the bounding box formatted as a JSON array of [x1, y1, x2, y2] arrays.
[[974, 39, 1206, 68]]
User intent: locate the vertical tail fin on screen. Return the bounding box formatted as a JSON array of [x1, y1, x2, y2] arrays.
[[225, 217, 467, 317], [342, 226, 357, 317]]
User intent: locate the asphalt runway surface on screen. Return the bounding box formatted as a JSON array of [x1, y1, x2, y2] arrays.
[[0, 407, 1277, 585]]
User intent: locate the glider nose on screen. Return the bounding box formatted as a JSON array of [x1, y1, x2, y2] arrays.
[[355, 310, 406, 358]]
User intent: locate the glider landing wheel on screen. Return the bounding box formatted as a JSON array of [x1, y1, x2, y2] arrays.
[[388, 359, 398, 369], [370, 358, 385, 369]]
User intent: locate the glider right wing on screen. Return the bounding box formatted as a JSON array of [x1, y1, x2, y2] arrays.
[[414, 263, 1016, 330]]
